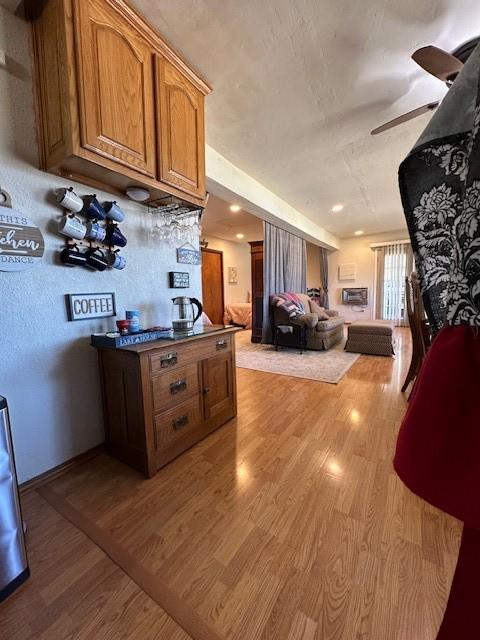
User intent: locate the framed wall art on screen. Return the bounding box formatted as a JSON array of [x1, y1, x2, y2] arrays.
[[169, 271, 190, 288], [228, 266, 238, 284], [66, 292, 116, 321]]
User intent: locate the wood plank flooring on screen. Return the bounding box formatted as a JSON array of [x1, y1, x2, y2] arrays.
[[0, 329, 462, 639]]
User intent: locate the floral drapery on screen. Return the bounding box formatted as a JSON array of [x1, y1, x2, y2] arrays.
[[395, 43, 480, 639], [400, 87, 480, 332]]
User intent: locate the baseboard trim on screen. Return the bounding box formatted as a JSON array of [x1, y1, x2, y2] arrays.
[[19, 444, 105, 495]]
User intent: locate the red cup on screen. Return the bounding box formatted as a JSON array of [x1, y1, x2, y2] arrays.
[[116, 319, 130, 335]]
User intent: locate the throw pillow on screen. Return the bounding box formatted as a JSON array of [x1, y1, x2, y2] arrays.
[[309, 299, 330, 320]]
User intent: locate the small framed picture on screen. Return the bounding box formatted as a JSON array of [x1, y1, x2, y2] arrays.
[[169, 271, 189, 288], [228, 266, 238, 284]]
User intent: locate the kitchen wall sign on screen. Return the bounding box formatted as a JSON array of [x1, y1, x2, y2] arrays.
[[0, 188, 45, 272], [66, 292, 116, 321], [176, 243, 201, 265], [169, 271, 189, 288]]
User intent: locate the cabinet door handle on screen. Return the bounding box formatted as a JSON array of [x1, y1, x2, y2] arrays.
[[172, 414, 188, 430], [170, 379, 187, 394], [216, 339, 227, 350], [160, 352, 178, 368], [203, 387, 210, 395]]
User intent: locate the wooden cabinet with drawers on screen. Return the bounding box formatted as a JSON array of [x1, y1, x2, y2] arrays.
[[94, 327, 238, 477], [31, 0, 210, 207]]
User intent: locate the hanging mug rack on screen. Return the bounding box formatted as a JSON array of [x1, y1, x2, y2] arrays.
[[56, 187, 127, 271]]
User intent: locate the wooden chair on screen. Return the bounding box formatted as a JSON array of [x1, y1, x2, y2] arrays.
[[402, 273, 431, 393]]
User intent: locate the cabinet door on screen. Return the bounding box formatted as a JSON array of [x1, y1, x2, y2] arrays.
[[156, 56, 206, 199], [202, 353, 234, 420], [74, 0, 156, 177]]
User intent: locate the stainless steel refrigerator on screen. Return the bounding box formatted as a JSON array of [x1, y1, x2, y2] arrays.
[[0, 395, 29, 601]]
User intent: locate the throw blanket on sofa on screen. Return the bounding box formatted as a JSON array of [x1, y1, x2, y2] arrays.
[[271, 292, 305, 318], [395, 42, 480, 639]]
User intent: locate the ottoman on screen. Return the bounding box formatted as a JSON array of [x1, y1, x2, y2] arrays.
[[345, 321, 395, 356]]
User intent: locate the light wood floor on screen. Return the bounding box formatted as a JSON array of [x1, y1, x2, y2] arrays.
[[0, 329, 461, 639]]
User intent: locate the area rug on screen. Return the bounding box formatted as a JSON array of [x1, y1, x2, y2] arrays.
[[235, 331, 360, 384]]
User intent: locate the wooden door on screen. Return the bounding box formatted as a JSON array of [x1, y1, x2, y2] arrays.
[[73, 0, 156, 177], [202, 353, 234, 420], [249, 241, 264, 343], [201, 249, 224, 325], [155, 56, 206, 199]]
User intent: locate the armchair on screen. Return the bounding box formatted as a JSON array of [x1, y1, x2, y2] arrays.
[[270, 293, 344, 351]]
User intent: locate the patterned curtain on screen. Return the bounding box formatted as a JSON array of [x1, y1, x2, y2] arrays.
[[319, 247, 329, 308], [262, 222, 307, 343]]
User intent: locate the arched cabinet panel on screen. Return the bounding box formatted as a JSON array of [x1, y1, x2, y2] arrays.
[[74, 0, 156, 177], [156, 57, 206, 199]]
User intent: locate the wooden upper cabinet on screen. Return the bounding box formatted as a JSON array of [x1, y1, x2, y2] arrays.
[[156, 56, 206, 199], [31, 0, 210, 207], [73, 0, 156, 178]]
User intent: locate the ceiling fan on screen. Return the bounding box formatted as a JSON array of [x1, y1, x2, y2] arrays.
[[371, 38, 479, 135]]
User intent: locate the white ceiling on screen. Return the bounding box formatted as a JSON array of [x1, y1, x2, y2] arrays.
[[202, 194, 263, 244]]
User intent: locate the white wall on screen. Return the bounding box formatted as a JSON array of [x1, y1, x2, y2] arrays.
[[328, 230, 408, 322], [203, 236, 251, 305], [0, 7, 201, 482]]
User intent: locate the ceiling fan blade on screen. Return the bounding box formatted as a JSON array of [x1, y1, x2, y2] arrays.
[[412, 46, 463, 82], [370, 102, 439, 135]]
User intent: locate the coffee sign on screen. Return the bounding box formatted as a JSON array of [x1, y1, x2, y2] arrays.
[[0, 192, 45, 271], [66, 292, 116, 321]]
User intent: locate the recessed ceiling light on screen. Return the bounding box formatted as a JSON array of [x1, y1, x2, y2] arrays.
[[354, 230, 364, 236], [236, 233, 245, 239], [230, 205, 241, 212], [331, 204, 344, 212]]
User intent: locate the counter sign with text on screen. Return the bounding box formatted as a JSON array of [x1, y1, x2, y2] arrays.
[[66, 292, 116, 321]]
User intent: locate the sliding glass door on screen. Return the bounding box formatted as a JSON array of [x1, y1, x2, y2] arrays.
[[375, 242, 414, 326]]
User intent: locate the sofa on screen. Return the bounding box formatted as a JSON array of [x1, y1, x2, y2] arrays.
[[270, 292, 345, 351]]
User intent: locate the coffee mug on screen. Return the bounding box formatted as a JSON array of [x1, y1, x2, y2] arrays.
[[82, 195, 106, 220], [85, 221, 107, 242], [56, 187, 83, 213], [59, 244, 87, 266], [85, 247, 108, 271], [58, 215, 87, 240], [104, 201, 125, 223], [106, 224, 127, 247], [108, 252, 126, 270]]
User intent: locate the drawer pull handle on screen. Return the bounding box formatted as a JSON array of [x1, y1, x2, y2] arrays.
[[170, 379, 187, 394], [216, 340, 227, 350], [160, 353, 178, 368], [172, 414, 188, 430]]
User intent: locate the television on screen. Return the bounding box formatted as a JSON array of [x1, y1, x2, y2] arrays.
[[342, 287, 368, 305]]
